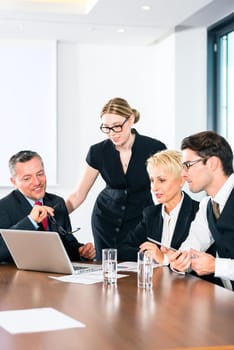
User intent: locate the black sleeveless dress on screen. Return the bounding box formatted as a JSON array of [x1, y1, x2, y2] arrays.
[[86, 129, 166, 260]]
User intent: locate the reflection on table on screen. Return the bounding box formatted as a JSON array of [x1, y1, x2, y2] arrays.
[[0, 265, 233, 350]]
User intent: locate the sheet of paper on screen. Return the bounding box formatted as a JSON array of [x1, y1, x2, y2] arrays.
[[0, 307, 85, 334], [118, 261, 161, 272], [49, 270, 128, 284], [118, 261, 138, 272]]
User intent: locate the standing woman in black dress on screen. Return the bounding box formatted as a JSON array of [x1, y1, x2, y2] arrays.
[[66, 97, 166, 260]]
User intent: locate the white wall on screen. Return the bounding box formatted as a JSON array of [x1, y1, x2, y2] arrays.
[[174, 27, 207, 144], [154, 34, 176, 148], [0, 39, 57, 185], [0, 28, 207, 243]]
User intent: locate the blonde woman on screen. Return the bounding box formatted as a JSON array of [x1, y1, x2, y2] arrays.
[[66, 97, 166, 260], [118, 150, 199, 263]]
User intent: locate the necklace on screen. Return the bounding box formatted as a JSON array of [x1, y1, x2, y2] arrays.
[[119, 134, 135, 171], [122, 158, 130, 172]]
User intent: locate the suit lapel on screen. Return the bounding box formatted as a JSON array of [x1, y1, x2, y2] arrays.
[[171, 194, 193, 248], [150, 205, 163, 241], [13, 190, 33, 215]]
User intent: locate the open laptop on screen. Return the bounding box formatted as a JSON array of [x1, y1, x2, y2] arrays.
[[0, 229, 101, 275]]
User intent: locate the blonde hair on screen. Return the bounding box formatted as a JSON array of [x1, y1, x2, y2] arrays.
[[146, 150, 183, 178], [100, 97, 140, 123]]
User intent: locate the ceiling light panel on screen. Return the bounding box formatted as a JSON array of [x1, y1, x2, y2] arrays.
[[0, 0, 99, 14]]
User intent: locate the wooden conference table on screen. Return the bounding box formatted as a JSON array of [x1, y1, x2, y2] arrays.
[[0, 265, 233, 350]]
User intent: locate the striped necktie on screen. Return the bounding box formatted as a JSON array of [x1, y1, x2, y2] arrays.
[[211, 200, 220, 220], [34, 201, 49, 231]]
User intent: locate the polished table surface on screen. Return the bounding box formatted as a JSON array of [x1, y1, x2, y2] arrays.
[[0, 265, 233, 350]]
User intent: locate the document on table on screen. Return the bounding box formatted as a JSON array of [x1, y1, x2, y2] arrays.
[[117, 261, 139, 272], [0, 307, 85, 334], [117, 261, 161, 272], [49, 270, 128, 284]]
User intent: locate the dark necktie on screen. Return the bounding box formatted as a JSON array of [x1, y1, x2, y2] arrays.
[[34, 201, 49, 231], [212, 200, 220, 220]]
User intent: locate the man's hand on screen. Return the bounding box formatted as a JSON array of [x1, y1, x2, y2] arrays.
[[29, 205, 54, 224], [190, 248, 215, 275], [79, 243, 96, 260]]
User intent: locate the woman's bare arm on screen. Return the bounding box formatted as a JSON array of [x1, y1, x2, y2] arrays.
[[66, 164, 99, 214]]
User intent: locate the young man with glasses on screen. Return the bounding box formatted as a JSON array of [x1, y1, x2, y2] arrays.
[[0, 150, 96, 263], [66, 97, 166, 260], [164, 131, 234, 291]]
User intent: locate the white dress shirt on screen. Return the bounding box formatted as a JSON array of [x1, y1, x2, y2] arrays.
[[180, 174, 234, 288], [25, 196, 43, 229], [161, 193, 183, 265]]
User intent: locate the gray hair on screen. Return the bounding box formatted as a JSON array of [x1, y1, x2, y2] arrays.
[[9, 150, 44, 177]]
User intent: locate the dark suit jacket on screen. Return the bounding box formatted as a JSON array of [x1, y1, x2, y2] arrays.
[[206, 188, 234, 289], [207, 188, 234, 259], [118, 192, 199, 261], [0, 190, 83, 262]]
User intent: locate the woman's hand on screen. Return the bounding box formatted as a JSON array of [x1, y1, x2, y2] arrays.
[[139, 241, 164, 264]]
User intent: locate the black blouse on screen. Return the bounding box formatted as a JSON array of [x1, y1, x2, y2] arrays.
[[86, 130, 166, 222]]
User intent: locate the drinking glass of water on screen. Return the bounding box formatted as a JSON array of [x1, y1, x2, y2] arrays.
[[102, 248, 117, 285], [137, 250, 153, 289]]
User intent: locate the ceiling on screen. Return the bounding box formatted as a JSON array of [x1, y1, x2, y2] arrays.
[[0, 0, 233, 45]]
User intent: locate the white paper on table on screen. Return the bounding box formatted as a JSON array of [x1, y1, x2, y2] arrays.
[[49, 270, 128, 284], [118, 261, 138, 272], [0, 307, 85, 334], [118, 261, 161, 272]]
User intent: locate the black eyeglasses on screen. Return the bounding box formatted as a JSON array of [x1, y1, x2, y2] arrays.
[[48, 216, 68, 236], [182, 158, 205, 170], [48, 216, 80, 236], [100, 118, 128, 134]]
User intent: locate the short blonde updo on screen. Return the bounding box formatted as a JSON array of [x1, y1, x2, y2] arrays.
[[146, 150, 183, 178], [100, 97, 140, 123]]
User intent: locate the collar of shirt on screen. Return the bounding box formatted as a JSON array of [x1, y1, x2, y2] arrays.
[[161, 191, 184, 220], [161, 192, 184, 246], [26, 197, 43, 207], [17, 189, 44, 207], [213, 173, 234, 213]]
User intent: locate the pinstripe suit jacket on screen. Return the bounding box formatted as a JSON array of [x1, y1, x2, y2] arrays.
[[0, 189, 82, 262]]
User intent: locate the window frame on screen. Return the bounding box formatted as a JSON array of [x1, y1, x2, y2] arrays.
[[207, 14, 234, 133]]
